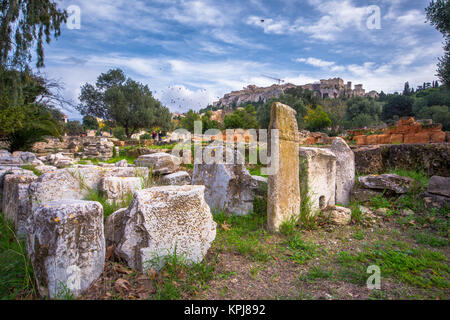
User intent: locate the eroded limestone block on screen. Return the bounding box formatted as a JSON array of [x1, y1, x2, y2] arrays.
[[323, 206, 352, 225], [134, 153, 180, 174], [28, 170, 83, 214], [267, 102, 301, 232], [161, 171, 191, 186], [192, 146, 266, 216], [116, 186, 216, 272], [358, 174, 414, 194], [427, 176, 450, 197], [26, 200, 105, 298], [101, 177, 142, 203], [331, 138, 355, 206], [299, 147, 336, 213], [2, 174, 37, 236], [104, 208, 128, 247]]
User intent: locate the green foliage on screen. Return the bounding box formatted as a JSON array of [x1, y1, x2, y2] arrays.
[[345, 96, 382, 129], [382, 94, 415, 121], [179, 110, 201, 133], [0, 0, 68, 68], [257, 93, 308, 129], [338, 241, 449, 289], [426, 0, 450, 86], [20, 165, 42, 177], [284, 233, 318, 265], [304, 105, 331, 131], [0, 213, 36, 299], [65, 120, 83, 136], [84, 189, 133, 218], [224, 104, 259, 129], [77, 69, 172, 138], [82, 115, 99, 130], [413, 232, 449, 248], [153, 252, 217, 300], [112, 126, 127, 141], [417, 105, 450, 131], [0, 67, 64, 152]]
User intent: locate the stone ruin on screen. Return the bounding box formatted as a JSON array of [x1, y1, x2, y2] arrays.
[[1, 103, 448, 300], [349, 117, 448, 145]]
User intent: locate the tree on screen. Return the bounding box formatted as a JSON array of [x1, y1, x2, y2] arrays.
[[0, 67, 64, 151], [82, 115, 99, 130], [180, 110, 201, 133], [65, 120, 83, 136], [76, 69, 172, 138], [0, 0, 67, 68], [304, 106, 331, 131], [201, 111, 222, 133], [224, 104, 259, 130], [417, 105, 450, 130], [257, 94, 308, 129], [426, 0, 450, 86], [382, 95, 414, 120], [403, 82, 412, 96], [345, 96, 382, 128]]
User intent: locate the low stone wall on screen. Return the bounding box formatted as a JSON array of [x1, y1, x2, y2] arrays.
[[32, 136, 115, 160], [352, 143, 450, 177], [349, 117, 447, 146]]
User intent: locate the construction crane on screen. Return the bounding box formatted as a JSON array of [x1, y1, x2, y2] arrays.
[[261, 74, 285, 85]]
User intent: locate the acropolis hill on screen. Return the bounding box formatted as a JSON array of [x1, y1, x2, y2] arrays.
[[213, 78, 379, 107]]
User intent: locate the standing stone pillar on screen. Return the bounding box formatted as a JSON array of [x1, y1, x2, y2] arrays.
[[267, 102, 300, 232]]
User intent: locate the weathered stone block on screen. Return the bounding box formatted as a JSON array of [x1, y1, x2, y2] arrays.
[[427, 176, 450, 197], [28, 170, 84, 214], [161, 171, 191, 186], [2, 174, 37, 236], [134, 153, 180, 174], [331, 138, 355, 206], [358, 174, 415, 194], [192, 147, 266, 215], [267, 102, 300, 231], [101, 177, 142, 203], [299, 147, 336, 212], [115, 186, 216, 271], [26, 200, 105, 298]]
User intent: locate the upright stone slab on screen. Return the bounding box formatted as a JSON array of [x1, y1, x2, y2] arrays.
[[116, 186, 217, 272], [299, 147, 337, 212], [26, 200, 105, 298], [267, 102, 300, 232], [192, 146, 267, 216], [331, 137, 355, 206], [28, 170, 83, 214], [3, 174, 37, 236]]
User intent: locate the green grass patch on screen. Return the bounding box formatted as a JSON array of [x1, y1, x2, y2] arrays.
[[337, 241, 449, 289], [413, 232, 449, 248], [153, 252, 217, 300], [20, 165, 42, 177], [0, 213, 36, 299], [84, 189, 133, 217], [284, 233, 319, 265]]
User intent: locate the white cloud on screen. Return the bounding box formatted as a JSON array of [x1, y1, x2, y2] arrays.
[[295, 57, 336, 68]]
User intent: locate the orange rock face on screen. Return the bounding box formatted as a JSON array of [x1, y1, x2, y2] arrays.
[[350, 117, 446, 146]]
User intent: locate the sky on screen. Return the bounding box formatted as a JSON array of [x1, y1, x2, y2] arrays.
[[39, 0, 445, 119]]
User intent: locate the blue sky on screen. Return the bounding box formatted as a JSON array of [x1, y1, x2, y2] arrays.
[[40, 0, 445, 119]]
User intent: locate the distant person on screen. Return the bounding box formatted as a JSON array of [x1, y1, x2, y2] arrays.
[[158, 130, 162, 142], [152, 131, 156, 140], [109, 128, 112, 136], [99, 129, 103, 137]]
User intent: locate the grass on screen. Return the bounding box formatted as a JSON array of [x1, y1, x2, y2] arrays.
[[20, 165, 43, 177], [337, 241, 449, 289], [284, 232, 319, 265], [78, 155, 136, 165], [413, 232, 449, 248], [84, 189, 134, 217], [152, 252, 217, 300], [0, 213, 36, 299]]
